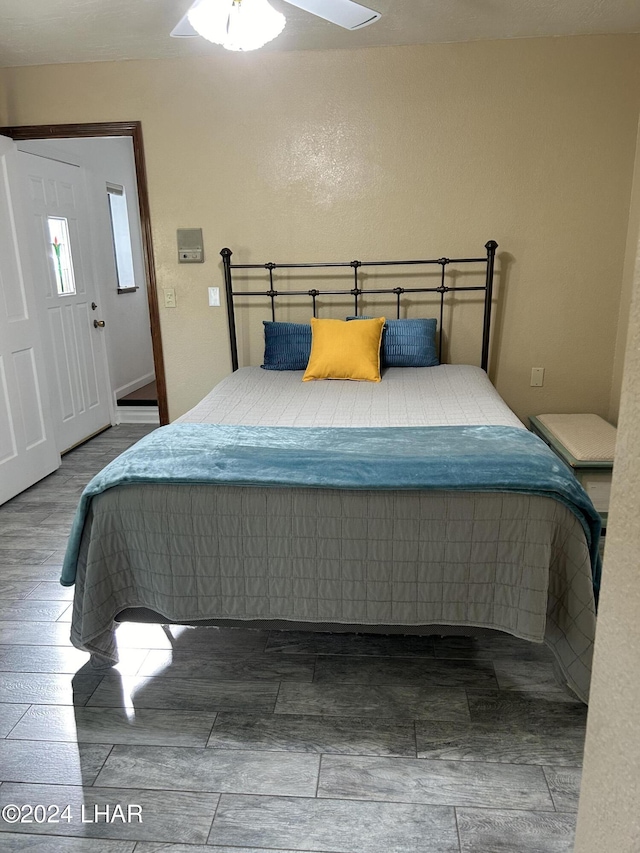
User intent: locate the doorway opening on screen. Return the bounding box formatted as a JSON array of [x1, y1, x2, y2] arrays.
[[0, 121, 168, 426]]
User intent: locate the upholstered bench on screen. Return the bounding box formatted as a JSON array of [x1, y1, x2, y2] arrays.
[[529, 413, 616, 527]]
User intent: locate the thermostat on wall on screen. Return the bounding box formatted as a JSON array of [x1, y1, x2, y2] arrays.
[[177, 228, 204, 263]]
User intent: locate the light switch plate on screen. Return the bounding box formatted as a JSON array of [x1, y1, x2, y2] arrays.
[[208, 287, 220, 307], [530, 367, 544, 387]]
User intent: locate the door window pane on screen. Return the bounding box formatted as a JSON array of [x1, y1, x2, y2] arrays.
[[107, 184, 136, 292], [47, 217, 76, 295]]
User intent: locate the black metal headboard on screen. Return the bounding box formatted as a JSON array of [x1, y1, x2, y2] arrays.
[[221, 240, 498, 372]]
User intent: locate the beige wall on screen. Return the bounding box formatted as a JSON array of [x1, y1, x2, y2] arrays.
[[1, 36, 639, 420], [0, 69, 7, 120], [574, 186, 640, 853], [609, 113, 640, 424]]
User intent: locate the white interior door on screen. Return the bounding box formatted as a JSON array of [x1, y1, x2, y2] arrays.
[[0, 137, 60, 504], [19, 150, 112, 453]]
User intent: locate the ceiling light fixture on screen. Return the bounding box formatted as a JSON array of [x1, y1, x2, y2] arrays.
[[186, 0, 286, 52], [172, 0, 381, 51]]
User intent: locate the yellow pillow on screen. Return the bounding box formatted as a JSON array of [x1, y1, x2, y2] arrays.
[[302, 317, 385, 382]]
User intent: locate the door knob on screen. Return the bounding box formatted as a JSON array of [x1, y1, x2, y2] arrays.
[[93, 319, 106, 328]]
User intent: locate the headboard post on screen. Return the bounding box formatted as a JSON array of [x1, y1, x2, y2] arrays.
[[221, 248, 239, 372], [481, 240, 498, 372]]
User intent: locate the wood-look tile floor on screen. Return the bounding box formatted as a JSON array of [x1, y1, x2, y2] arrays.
[[0, 426, 585, 852]]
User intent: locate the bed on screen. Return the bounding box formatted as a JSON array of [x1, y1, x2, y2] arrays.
[[62, 241, 599, 703]]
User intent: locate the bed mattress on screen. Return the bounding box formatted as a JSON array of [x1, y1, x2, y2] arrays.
[[177, 365, 525, 429]]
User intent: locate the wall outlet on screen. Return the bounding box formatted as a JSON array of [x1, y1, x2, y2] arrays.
[[164, 288, 176, 308], [208, 287, 220, 307], [531, 367, 544, 387]]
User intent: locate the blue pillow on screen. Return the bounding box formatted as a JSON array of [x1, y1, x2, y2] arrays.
[[347, 317, 439, 367], [262, 321, 312, 370]]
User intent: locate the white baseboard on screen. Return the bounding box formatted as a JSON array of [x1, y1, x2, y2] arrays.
[[115, 406, 160, 425]]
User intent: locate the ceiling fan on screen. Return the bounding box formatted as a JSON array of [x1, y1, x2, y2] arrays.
[[171, 0, 381, 52]]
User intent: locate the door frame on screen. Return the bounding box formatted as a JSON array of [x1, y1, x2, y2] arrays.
[[0, 121, 168, 425]]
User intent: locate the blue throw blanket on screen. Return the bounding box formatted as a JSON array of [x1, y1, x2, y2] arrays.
[[60, 423, 601, 590]]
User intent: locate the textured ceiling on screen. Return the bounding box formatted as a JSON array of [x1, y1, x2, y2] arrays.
[[1, 0, 639, 67]]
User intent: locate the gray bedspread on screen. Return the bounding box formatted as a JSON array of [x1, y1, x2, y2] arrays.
[[69, 366, 597, 702]]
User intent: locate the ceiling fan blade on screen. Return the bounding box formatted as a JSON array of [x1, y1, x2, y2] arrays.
[[170, 7, 200, 37], [284, 0, 380, 29]]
